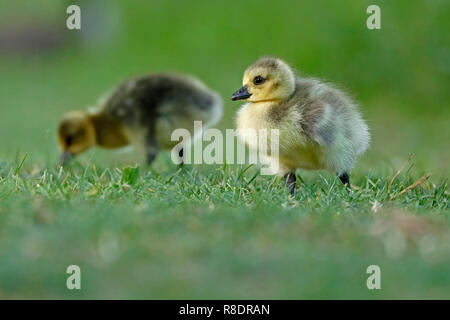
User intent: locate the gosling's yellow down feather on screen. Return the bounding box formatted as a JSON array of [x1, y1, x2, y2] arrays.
[[232, 57, 370, 193], [58, 73, 223, 165]]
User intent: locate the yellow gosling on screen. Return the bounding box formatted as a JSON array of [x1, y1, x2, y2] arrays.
[[232, 57, 370, 194]]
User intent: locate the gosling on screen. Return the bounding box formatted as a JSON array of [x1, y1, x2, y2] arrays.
[[58, 73, 223, 165], [231, 57, 370, 194]]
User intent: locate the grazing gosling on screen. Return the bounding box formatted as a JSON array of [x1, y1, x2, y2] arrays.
[[231, 57, 370, 194], [58, 73, 223, 165]]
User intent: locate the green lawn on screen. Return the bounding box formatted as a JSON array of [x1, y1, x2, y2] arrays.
[[0, 161, 448, 299], [0, 0, 448, 299]]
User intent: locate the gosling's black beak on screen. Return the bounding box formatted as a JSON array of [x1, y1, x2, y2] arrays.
[[231, 86, 252, 101], [60, 151, 74, 166]]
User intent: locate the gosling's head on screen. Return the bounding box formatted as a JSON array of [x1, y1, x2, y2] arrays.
[[231, 57, 296, 103], [57, 111, 96, 165]]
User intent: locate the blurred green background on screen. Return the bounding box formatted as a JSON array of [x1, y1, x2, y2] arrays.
[[0, 0, 449, 174], [0, 0, 449, 299]]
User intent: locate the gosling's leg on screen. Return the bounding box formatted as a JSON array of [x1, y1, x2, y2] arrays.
[[284, 172, 296, 195], [145, 134, 159, 166], [339, 172, 350, 186], [147, 153, 157, 166], [178, 148, 184, 168]]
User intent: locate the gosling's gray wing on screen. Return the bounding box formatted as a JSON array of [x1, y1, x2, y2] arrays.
[[294, 78, 343, 146]]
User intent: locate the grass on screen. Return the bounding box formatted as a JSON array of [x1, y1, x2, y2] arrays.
[[0, 0, 449, 299], [0, 157, 448, 299]]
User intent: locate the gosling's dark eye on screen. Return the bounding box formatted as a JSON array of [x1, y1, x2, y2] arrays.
[[253, 76, 265, 85], [66, 136, 74, 146]]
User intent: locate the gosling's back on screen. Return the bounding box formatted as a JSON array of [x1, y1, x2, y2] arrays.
[[103, 73, 221, 127]]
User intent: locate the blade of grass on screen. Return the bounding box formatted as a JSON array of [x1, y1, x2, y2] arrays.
[[390, 173, 430, 200], [388, 154, 413, 195], [14, 154, 28, 175]]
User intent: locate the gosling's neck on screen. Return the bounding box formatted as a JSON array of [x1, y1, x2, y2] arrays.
[[89, 112, 129, 149]]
